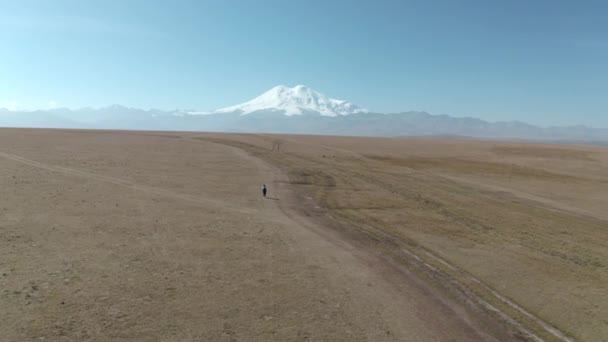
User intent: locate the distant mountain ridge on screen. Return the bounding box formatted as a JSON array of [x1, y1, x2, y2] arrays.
[[1, 85, 607, 144]]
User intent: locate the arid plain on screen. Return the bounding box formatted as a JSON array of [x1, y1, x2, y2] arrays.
[[1, 128, 607, 341]]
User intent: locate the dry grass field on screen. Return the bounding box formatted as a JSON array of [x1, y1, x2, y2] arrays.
[[1, 128, 607, 341]]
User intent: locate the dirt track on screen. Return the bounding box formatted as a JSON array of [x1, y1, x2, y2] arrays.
[[1, 129, 606, 341]]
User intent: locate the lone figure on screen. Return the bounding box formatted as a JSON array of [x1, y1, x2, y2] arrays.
[[262, 184, 267, 198]]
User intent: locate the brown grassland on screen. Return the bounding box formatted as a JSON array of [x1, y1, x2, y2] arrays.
[[1, 128, 606, 341]]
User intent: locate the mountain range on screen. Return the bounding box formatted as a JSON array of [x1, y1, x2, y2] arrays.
[[1, 85, 607, 144]]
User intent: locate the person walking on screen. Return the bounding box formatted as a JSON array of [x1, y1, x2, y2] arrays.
[[262, 184, 267, 198]]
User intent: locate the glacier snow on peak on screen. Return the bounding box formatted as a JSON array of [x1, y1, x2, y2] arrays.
[[210, 85, 368, 117]]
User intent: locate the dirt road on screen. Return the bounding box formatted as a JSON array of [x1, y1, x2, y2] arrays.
[[203, 133, 607, 342]]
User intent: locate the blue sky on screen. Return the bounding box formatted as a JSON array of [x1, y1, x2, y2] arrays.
[[1, 0, 606, 127]]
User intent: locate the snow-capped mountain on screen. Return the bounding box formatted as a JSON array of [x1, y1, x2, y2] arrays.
[[204, 85, 368, 117]]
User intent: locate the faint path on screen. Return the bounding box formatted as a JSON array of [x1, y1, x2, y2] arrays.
[[0, 150, 256, 215], [437, 173, 608, 223]]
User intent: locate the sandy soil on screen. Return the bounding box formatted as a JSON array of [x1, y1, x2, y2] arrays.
[[1, 129, 605, 341]]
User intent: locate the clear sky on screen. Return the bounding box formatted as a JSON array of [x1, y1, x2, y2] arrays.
[[1, 0, 606, 127]]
